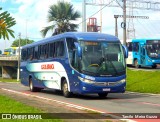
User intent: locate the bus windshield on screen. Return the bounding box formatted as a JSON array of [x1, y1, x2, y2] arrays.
[[80, 41, 125, 76], [146, 40, 160, 58], [4, 48, 12, 52]]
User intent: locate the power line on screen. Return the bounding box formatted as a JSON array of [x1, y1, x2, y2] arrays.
[[79, 0, 115, 25], [14, 33, 42, 40], [134, 10, 160, 38]]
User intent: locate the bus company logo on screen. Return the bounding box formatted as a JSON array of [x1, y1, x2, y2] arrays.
[[41, 64, 54, 70]]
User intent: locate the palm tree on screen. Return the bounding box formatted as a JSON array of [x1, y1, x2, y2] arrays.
[[0, 7, 16, 40], [41, 1, 81, 37]]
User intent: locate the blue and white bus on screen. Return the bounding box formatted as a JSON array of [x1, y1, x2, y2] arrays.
[[20, 32, 128, 98], [127, 39, 160, 68]]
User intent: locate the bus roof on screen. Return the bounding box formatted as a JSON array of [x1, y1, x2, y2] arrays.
[[132, 38, 160, 42], [22, 32, 120, 49]]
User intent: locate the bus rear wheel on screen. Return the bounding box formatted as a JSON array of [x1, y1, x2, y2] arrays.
[[98, 93, 108, 98], [29, 78, 41, 92], [62, 80, 72, 98], [134, 59, 140, 68]]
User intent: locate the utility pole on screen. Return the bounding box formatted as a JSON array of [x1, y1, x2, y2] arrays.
[[114, 15, 118, 37], [17, 33, 21, 81], [123, 0, 126, 46], [100, 0, 103, 33], [82, 0, 86, 32], [26, 19, 28, 45]]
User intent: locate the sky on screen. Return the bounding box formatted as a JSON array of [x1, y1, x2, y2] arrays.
[[0, 0, 160, 52]]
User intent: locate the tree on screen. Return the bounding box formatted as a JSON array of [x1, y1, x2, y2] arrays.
[[11, 39, 34, 47], [0, 7, 16, 40], [41, 1, 81, 37]]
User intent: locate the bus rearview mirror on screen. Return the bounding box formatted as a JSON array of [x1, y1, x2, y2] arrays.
[[74, 42, 82, 58], [122, 45, 128, 58]]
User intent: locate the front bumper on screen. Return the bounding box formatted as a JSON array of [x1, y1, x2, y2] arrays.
[[79, 81, 126, 94]]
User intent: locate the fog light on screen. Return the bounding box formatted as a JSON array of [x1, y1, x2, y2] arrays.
[[83, 87, 86, 90]]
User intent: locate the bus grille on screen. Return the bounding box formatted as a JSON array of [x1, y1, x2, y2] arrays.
[[93, 82, 119, 86]]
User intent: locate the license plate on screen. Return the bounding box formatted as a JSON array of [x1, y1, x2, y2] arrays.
[[103, 88, 110, 91]]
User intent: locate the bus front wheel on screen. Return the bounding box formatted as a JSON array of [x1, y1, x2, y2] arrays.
[[29, 78, 41, 92], [62, 80, 72, 98], [152, 65, 157, 69], [98, 93, 108, 98]]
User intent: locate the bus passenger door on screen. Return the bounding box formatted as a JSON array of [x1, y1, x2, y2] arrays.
[[66, 38, 80, 92], [140, 46, 146, 65]]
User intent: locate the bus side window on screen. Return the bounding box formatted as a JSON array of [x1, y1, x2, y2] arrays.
[[66, 38, 78, 70], [66, 38, 75, 63], [142, 47, 145, 55], [45, 44, 49, 58], [31, 47, 34, 60], [133, 42, 139, 52], [40, 45, 45, 59], [22, 49, 27, 61], [34, 46, 38, 60], [27, 48, 29, 60], [127, 42, 133, 51], [55, 41, 65, 57], [27, 48, 31, 60], [49, 42, 55, 58], [28, 47, 34, 60], [38, 45, 41, 59]]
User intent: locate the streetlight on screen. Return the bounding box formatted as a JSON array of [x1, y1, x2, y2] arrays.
[[17, 33, 21, 81], [26, 19, 28, 45]]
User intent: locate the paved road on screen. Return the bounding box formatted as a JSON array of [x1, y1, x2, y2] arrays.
[[0, 82, 160, 115]]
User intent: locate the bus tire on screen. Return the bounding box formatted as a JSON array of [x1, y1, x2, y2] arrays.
[[152, 65, 157, 69], [29, 78, 41, 92], [62, 80, 72, 98], [134, 59, 140, 68], [98, 93, 108, 98]]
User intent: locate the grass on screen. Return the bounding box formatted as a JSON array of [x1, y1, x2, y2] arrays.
[[0, 77, 19, 82], [0, 95, 62, 122], [0, 95, 43, 113], [126, 68, 160, 94]]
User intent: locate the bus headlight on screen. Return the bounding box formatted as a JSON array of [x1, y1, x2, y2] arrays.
[[152, 60, 155, 62], [119, 79, 126, 84], [78, 76, 95, 84]]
